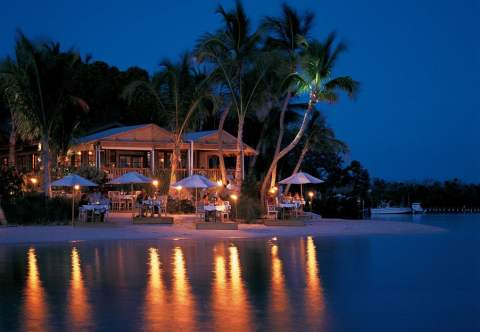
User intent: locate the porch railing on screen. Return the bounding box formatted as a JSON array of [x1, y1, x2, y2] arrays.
[[102, 167, 233, 181]]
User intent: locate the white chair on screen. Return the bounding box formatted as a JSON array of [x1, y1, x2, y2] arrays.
[[266, 204, 278, 220], [222, 201, 231, 220]]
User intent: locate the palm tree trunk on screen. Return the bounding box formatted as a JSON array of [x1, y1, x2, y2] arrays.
[[260, 99, 314, 205], [217, 105, 230, 184], [234, 115, 245, 187], [248, 116, 270, 172], [270, 91, 291, 188], [285, 140, 310, 194], [170, 138, 181, 186], [40, 136, 52, 197], [8, 126, 16, 167]]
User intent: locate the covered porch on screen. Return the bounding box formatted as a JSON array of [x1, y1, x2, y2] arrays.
[[67, 124, 255, 182]]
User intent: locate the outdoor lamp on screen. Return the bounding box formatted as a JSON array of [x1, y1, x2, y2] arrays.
[[176, 185, 182, 191], [152, 180, 159, 187], [74, 184, 80, 191], [217, 180, 223, 187], [308, 191, 314, 199], [30, 177, 38, 184]]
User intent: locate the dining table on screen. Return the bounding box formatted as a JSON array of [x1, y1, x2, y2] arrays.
[[203, 204, 226, 222]]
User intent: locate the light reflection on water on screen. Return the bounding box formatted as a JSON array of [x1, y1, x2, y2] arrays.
[[67, 247, 92, 330], [2, 216, 478, 331], [22, 248, 49, 332]]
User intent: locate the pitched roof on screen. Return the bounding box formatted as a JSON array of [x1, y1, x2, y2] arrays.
[[74, 124, 150, 144], [183, 130, 217, 142]]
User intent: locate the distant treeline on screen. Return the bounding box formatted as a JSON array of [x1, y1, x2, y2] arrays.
[[371, 179, 480, 208]]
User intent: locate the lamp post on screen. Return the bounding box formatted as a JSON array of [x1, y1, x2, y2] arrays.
[[72, 184, 80, 226], [230, 194, 238, 220], [308, 191, 314, 212], [30, 177, 38, 192]]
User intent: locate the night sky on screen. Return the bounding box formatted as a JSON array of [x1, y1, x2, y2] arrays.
[[1, 0, 479, 181]]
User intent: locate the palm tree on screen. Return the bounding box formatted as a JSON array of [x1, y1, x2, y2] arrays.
[[284, 109, 347, 193], [261, 4, 314, 187], [260, 34, 359, 204], [196, 0, 268, 187], [0, 32, 88, 196], [123, 52, 214, 185]]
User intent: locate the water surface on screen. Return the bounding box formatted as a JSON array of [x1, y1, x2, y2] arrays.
[[0, 214, 479, 331]]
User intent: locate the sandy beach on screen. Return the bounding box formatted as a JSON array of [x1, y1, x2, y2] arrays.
[[0, 213, 445, 245]]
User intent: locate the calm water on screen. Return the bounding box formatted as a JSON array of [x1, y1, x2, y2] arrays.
[[0, 215, 479, 332]]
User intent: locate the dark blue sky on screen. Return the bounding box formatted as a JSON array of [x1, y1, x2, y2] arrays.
[[1, 0, 479, 181]]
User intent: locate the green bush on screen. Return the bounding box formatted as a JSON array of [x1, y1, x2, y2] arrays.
[[153, 169, 171, 195], [237, 176, 262, 223], [76, 166, 108, 185], [167, 198, 195, 214], [0, 167, 24, 204], [2, 193, 72, 224]]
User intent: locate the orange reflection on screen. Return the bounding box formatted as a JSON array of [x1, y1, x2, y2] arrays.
[[67, 247, 92, 330], [304, 236, 326, 327], [268, 244, 291, 329], [144, 247, 168, 332], [22, 248, 49, 332], [212, 244, 252, 331], [171, 246, 196, 331]]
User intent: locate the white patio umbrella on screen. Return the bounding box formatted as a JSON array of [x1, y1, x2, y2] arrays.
[[277, 171, 324, 197], [171, 175, 217, 213], [51, 174, 98, 225], [107, 171, 154, 193]]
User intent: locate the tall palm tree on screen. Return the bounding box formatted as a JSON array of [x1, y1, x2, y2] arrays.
[[196, 0, 268, 187], [260, 34, 359, 203], [261, 4, 314, 187], [284, 109, 347, 193], [123, 52, 214, 185], [0, 32, 88, 196]]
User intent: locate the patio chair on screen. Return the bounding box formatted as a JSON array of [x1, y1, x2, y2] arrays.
[[159, 196, 168, 215], [222, 201, 231, 220], [266, 203, 278, 220], [78, 206, 88, 222]]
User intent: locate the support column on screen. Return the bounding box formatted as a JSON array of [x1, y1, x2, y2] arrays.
[[188, 141, 194, 176], [95, 145, 101, 170], [241, 146, 245, 180], [151, 148, 155, 173]]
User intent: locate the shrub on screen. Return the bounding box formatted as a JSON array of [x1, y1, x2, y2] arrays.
[[0, 167, 24, 204], [76, 166, 108, 185], [167, 198, 195, 214], [2, 192, 72, 224], [237, 176, 262, 223]]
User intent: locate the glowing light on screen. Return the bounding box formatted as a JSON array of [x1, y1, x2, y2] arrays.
[[68, 247, 91, 329], [269, 244, 290, 327], [144, 247, 168, 330], [37, 143, 42, 151], [175, 185, 182, 191], [172, 247, 196, 331], [308, 191, 314, 198], [22, 248, 49, 331], [74, 185, 80, 191], [88, 151, 93, 156], [230, 194, 238, 201], [30, 177, 38, 184], [272, 237, 277, 241], [304, 236, 326, 326], [217, 180, 223, 187], [152, 180, 159, 187], [76, 151, 81, 156]]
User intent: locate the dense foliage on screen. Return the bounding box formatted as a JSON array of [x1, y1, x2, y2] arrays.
[[0, 1, 368, 218], [2, 192, 72, 224], [371, 179, 480, 209]]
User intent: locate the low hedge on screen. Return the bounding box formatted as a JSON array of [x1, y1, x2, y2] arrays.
[[2, 193, 73, 225]]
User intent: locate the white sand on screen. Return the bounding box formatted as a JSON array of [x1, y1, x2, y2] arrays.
[[0, 213, 445, 245]]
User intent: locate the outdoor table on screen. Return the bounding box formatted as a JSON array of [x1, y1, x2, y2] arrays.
[[140, 199, 162, 217], [278, 203, 296, 219], [81, 204, 109, 222], [204, 204, 226, 222]]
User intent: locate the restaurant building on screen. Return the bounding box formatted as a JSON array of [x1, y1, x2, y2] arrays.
[[15, 123, 256, 182]]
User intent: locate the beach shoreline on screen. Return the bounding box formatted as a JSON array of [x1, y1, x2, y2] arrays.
[[0, 214, 445, 245]]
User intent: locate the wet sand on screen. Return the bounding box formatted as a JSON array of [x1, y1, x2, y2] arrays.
[[0, 213, 445, 245]]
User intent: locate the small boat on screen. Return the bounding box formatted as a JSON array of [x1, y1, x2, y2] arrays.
[[411, 202, 425, 214], [371, 202, 412, 214]]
